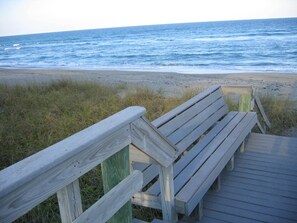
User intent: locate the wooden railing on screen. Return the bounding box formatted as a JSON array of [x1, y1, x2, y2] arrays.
[[0, 106, 178, 223], [222, 85, 271, 133]]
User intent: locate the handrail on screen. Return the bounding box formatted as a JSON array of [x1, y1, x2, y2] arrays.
[[0, 106, 178, 223], [222, 85, 271, 133], [73, 170, 143, 223]]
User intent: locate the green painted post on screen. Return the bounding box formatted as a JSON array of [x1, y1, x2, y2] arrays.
[[239, 94, 252, 112], [101, 145, 132, 223], [238, 93, 252, 153]]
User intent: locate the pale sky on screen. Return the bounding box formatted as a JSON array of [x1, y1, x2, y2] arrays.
[[0, 0, 297, 36]]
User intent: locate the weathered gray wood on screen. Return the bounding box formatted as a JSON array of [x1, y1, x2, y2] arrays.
[[211, 176, 221, 192], [130, 145, 158, 165], [226, 156, 234, 171], [176, 112, 257, 215], [158, 164, 178, 222], [0, 106, 145, 223], [73, 171, 143, 223], [167, 97, 226, 145], [146, 112, 238, 196], [221, 170, 297, 193], [235, 161, 297, 178], [254, 95, 271, 129], [170, 113, 247, 197], [192, 200, 203, 221], [205, 194, 297, 221], [141, 164, 159, 188], [132, 192, 185, 214], [234, 157, 297, 175], [139, 106, 229, 188], [132, 192, 162, 210], [159, 89, 223, 136], [238, 152, 297, 168], [248, 133, 297, 143], [57, 180, 83, 223], [256, 120, 265, 134], [131, 117, 178, 167], [203, 209, 262, 223], [207, 189, 297, 214], [204, 200, 296, 223], [175, 106, 229, 154], [0, 125, 131, 223], [233, 166, 297, 184], [152, 85, 221, 128], [239, 141, 245, 153], [246, 137, 297, 149], [101, 145, 132, 223], [140, 105, 229, 191]]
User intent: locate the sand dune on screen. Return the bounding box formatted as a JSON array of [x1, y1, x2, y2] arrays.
[[1, 68, 297, 99]]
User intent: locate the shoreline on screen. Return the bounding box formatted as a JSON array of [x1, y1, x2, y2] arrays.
[[1, 68, 297, 100]]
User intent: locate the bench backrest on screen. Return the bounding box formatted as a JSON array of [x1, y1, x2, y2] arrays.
[[153, 85, 228, 156]]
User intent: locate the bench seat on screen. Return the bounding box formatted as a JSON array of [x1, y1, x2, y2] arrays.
[[132, 85, 257, 217]]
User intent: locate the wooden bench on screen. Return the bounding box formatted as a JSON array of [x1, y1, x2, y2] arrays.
[[131, 85, 258, 220]]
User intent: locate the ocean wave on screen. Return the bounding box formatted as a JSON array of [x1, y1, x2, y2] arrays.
[[193, 36, 252, 42], [4, 47, 21, 51], [1, 18, 296, 74], [154, 62, 210, 67], [3, 43, 22, 51]]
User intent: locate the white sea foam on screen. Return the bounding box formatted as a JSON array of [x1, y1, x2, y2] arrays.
[[5, 47, 21, 51]]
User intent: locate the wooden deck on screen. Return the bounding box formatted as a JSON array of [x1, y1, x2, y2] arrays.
[[199, 133, 297, 223]]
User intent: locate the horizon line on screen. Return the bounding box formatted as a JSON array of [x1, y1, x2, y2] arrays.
[[1, 16, 296, 38]]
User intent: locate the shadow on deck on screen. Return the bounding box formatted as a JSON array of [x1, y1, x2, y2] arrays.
[[200, 133, 297, 223]]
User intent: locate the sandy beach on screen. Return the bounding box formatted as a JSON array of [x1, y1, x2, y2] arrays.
[[0, 68, 297, 100]]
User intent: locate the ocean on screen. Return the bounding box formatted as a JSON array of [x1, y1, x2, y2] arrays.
[[0, 18, 297, 74]]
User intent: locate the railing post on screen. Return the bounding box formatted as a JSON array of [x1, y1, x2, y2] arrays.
[[57, 179, 83, 223], [238, 93, 252, 153], [239, 94, 252, 112], [101, 145, 132, 223]]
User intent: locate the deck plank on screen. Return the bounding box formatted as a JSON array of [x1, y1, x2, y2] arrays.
[[205, 195, 297, 220], [201, 133, 297, 223]]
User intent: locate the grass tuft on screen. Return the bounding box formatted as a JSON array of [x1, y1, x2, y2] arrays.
[[257, 94, 297, 135]]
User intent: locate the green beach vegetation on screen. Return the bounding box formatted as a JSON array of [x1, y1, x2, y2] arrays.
[[0, 80, 296, 222]]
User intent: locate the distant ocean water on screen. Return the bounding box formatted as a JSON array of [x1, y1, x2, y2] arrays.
[[1, 18, 297, 74]]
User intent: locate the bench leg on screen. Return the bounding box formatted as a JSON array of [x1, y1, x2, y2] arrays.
[[183, 200, 203, 221], [192, 200, 203, 221], [158, 164, 178, 222], [226, 155, 234, 171], [211, 175, 221, 192], [239, 141, 245, 153]]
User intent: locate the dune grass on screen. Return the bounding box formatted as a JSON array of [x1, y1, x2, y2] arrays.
[[0, 80, 191, 222], [257, 94, 297, 136], [0, 80, 296, 222]]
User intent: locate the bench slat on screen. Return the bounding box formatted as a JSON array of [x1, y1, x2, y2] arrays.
[[146, 112, 242, 196], [159, 89, 223, 137], [176, 112, 257, 215], [152, 85, 221, 128], [172, 113, 247, 197], [167, 97, 226, 145], [175, 105, 228, 155], [140, 106, 229, 189], [177, 112, 255, 200], [142, 164, 159, 188]]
